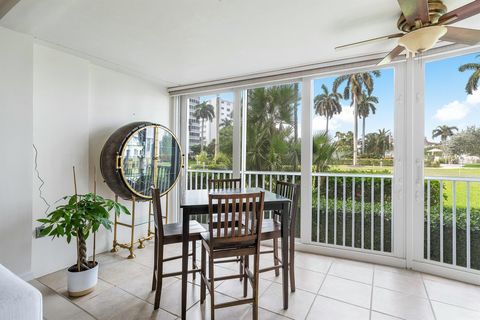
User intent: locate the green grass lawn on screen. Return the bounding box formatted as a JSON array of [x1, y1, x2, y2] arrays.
[[328, 165, 480, 209]]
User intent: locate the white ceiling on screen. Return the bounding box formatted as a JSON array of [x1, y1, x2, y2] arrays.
[[1, 0, 479, 87]]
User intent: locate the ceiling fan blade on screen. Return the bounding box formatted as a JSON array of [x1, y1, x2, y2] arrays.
[[438, 0, 480, 25], [440, 26, 480, 45], [335, 33, 404, 50], [397, 0, 430, 25], [378, 46, 405, 65]]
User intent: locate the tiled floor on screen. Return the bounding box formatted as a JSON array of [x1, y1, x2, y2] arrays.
[[33, 241, 480, 320]]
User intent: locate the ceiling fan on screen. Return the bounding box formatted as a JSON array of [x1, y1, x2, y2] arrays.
[[336, 0, 480, 65]]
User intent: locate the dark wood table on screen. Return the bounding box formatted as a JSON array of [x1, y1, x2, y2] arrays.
[[180, 187, 291, 319]]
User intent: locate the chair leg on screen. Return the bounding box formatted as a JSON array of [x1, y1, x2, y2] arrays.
[[243, 255, 248, 298], [154, 238, 163, 310], [209, 256, 215, 320], [200, 244, 206, 303], [273, 237, 280, 277], [238, 255, 243, 281], [192, 240, 197, 280], [151, 230, 157, 291], [289, 233, 296, 292], [253, 253, 260, 320]]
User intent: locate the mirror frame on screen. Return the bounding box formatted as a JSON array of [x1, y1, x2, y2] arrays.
[[119, 124, 183, 199]]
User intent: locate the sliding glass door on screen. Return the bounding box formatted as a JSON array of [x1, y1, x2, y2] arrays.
[[308, 67, 402, 256], [421, 50, 480, 272]]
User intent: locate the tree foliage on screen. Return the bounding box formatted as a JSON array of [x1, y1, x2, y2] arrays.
[[458, 54, 480, 95], [448, 126, 480, 157]]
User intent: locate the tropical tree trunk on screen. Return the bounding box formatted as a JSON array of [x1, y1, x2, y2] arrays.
[[77, 230, 89, 271], [325, 117, 329, 135], [200, 118, 205, 152], [353, 96, 358, 166], [361, 117, 366, 154]]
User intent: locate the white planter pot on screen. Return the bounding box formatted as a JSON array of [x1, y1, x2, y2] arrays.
[[67, 262, 98, 297]]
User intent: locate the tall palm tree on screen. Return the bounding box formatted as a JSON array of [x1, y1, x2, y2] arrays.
[[459, 54, 480, 95], [432, 125, 458, 142], [193, 101, 215, 152], [314, 84, 343, 134], [333, 70, 381, 165], [357, 91, 379, 154]]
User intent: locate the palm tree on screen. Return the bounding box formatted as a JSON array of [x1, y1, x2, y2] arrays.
[[314, 84, 343, 134], [246, 84, 298, 171], [376, 129, 392, 158], [220, 117, 232, 128], [333, 70, 381, 165], [432, 125, 458, 142], [193, 101, 215, 152], [459, 54, 480, 95], [312, 132, 337, 172], [357, 91, 379, 154]]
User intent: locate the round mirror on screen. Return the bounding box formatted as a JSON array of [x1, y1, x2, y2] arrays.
[[100, 122, 182, 200]]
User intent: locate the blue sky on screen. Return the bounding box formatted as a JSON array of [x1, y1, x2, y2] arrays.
[[425, 52, 480, 142], [312, 69, 394, 137], [196, 51, 480, 143], [312, 51, 480, 142]]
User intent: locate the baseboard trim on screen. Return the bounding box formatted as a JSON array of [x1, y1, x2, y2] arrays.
[[19, 271, 35, 281]]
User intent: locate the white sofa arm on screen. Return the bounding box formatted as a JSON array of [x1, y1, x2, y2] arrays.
[[0, 264, 42, 320]]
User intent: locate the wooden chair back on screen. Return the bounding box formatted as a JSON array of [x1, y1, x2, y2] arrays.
[[274, 181, 300, 232], [151, 187, 164, 240], [208, 191, 264, 249], [208, 178, 242, 190]]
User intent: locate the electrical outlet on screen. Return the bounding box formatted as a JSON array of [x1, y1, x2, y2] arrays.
[[35, 226, 46, 238]]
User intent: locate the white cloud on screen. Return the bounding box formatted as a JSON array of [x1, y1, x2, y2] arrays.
[[434, 101, 469, 121], [312, 105, 354, 133], [466, 90, 480, 106], [333, 105, 355, 124]]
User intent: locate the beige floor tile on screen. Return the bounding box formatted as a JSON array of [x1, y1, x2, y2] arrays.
[[370, 311, 403, 320], [424, 278, 480, 312], [432, 301, 480, 320], [146, 278, 201, 316], [187, 291, 288, 320], [318, 275, 371, 308], [116, 265, 177, 301], [30, 280, 95, 320], [75, 285, 176, 320], [329, 259, 373, 284], [294, 252, 333, 273], [37, 268, 68, 291], [259, 282, 316, 319], [215, 277, 273, 300], [372, 287, 434, 320], [98, 259, 147, 285], [260, 261, 325, 294], [374, 269, 427, 297], [374, 264, 420, 277], [306, 295, 370, 320]]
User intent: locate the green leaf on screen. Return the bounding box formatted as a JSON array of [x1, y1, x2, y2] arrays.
[[40, 225, 53, 237]]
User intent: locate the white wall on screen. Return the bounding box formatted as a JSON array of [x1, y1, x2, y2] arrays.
[[0, 26, 33, 278], [30, 44, 170, 277], [32, 45, 90, 277], [88, 64, 170, 258]]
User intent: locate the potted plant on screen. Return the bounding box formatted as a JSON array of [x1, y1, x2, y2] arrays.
[[38, 168, 129, 297]]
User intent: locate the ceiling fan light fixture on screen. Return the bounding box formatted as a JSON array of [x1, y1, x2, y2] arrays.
[[398, 25, 447, 55]]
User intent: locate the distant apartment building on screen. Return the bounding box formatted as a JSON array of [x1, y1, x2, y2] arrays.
[[188, 96, 233, 153]]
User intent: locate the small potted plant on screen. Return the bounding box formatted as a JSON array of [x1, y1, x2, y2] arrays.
[[38, 168, 129, 297]]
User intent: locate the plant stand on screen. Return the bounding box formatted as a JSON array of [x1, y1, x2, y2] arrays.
[[110, 195, 139, 259]]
